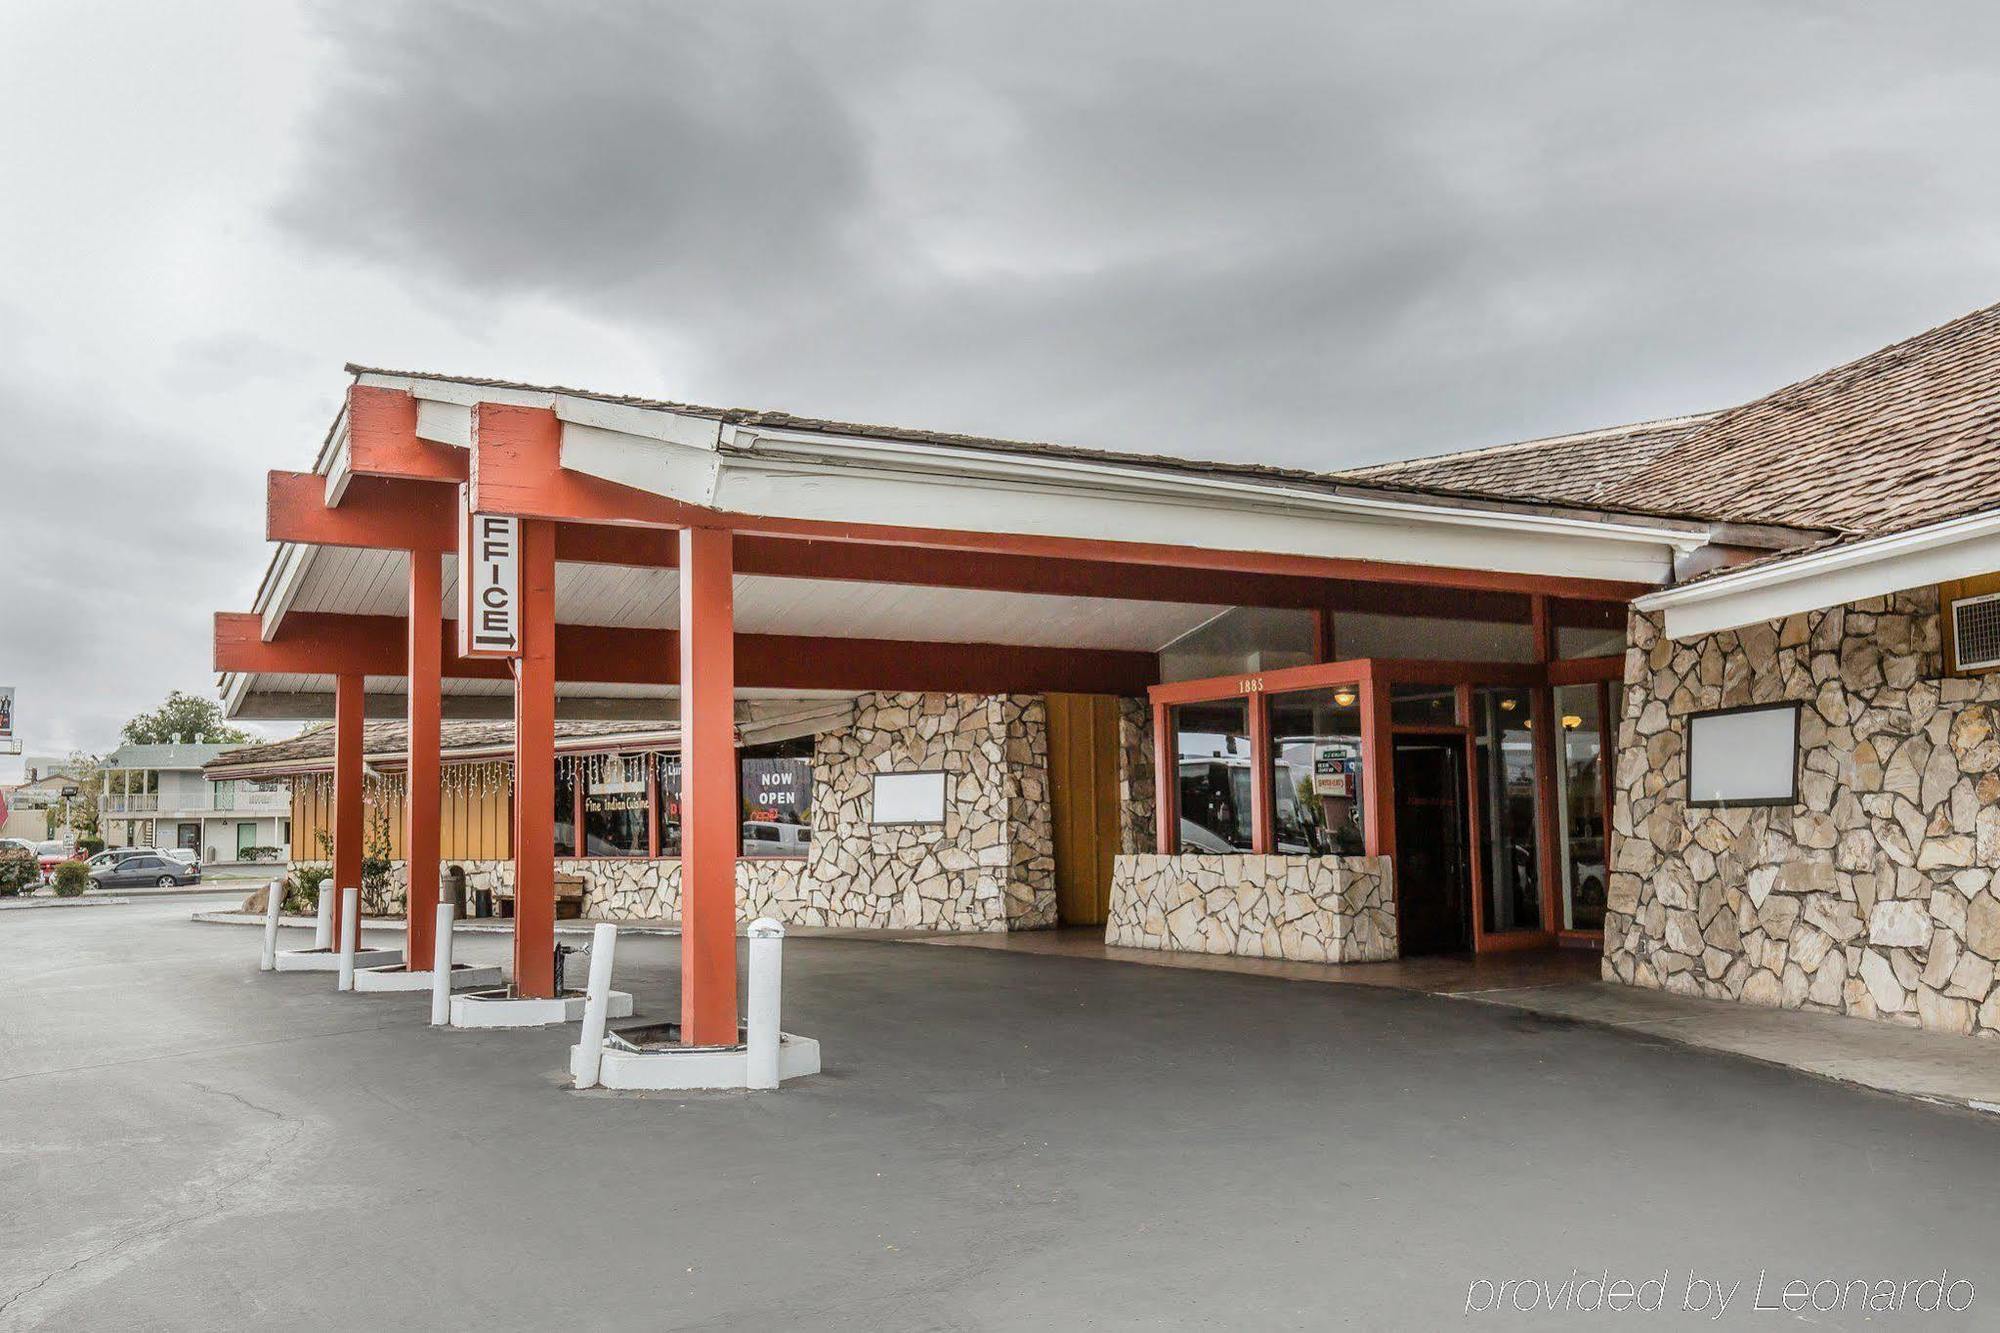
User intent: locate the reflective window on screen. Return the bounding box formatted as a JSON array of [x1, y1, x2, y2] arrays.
[[1474, 686, 1542, 931], [553, 763, 577, 858], [1390, 683, 1458, 727], [740, 738, 814, 857], [582, 754, 649, 857], [1557, 624, 1628, 657], [1269, 686, 1365, 856], [654, 753, 682, 857], [1329, 612, 1535, 663], [1555, 684, 1608, 931], [1172, 699, 1255, 852], [1159, 607, 1316, 683]]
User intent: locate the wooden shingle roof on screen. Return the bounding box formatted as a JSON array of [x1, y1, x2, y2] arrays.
[[1336, 414, 1719, 512], [1600, 300, 2000, 537]]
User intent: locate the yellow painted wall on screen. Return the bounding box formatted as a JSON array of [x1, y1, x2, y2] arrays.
[[1046, 693, 1122, 926], [290, 779, 512, 861]]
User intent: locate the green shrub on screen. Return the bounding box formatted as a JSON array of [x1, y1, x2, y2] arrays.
[[52, 860, 91, 897], [0, 846, 35, 897], [283, 864, 330, 914], [78, 837, 106, 857]]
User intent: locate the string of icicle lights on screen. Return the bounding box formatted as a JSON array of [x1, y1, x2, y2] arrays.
[[282, 751, 676, 803]]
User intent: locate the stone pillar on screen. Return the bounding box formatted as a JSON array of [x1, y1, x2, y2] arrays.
[[1116, 697, 1157, 856]]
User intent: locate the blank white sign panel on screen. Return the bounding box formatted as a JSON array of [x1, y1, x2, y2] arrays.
[[1687, 706, 1798, 806], [870, 772, 946, 825]]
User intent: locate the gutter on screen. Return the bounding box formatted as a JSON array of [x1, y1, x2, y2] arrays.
[[1633, 506, 2000, 639]]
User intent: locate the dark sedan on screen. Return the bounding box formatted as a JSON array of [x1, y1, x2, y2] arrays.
[[90, 852, 201, 889]]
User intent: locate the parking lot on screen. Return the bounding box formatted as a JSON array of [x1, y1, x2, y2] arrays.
[[3, 896, 1997, 1330]]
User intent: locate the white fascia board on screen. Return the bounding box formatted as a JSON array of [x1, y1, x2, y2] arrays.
[[219, 671, 252, 719], [561, 421, 725, 507], [559, 421, 1693, 586], [323, 425, 353, 507], [260, 543, 314, 641], [716, 432, 1686, 585], [356, 372, 722, 451], [1639, 509, 2000, 639]]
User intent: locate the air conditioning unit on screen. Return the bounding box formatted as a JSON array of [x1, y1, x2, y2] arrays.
[[1950, 591, 2000, 672]]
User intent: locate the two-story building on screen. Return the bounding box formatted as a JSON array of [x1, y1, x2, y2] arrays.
[[101, 742, 291, 864]]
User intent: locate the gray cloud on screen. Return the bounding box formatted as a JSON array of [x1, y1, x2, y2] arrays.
[[6, 0, 2000, 772], [278, 1, 2000, 462]]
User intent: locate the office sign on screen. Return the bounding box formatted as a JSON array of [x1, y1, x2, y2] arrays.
[[457, 486, 520, 658], [0, 686, 16, 755]]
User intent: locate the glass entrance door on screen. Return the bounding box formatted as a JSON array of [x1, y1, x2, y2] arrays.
[[1392, 735, 1472, 955], [1473, 686, 1545, 936]]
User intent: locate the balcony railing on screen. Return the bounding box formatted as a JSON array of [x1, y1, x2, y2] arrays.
[[103, 794, 159, 813], [211, 789, 291, 813]]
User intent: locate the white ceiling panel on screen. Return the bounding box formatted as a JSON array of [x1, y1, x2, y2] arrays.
[[279, 548, 1223, 651], [729, 576, 1224, 651]]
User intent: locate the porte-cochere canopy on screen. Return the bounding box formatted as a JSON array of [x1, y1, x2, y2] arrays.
[[212, 367, 1796, 1041]]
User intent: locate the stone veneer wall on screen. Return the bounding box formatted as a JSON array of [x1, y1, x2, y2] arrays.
[[291, 691, 1056, 934], [1607, 591, 2000, 1037], [1105, 853, 1397, 963], [1116, 697, 1157, 855]]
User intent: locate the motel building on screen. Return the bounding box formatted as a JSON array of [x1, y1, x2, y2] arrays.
[[212, 299, 2000, 1060]]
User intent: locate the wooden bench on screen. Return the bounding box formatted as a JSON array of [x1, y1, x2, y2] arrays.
[[493, 871, 588, 919]]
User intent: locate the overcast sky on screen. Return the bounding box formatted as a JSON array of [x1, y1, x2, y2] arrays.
[[3, 1, 1998, 777]]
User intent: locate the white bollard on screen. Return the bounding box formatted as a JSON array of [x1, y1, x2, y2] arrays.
[[430, 901, 457, 1026], [336, 885, 360, 991], [574, 922, 620, 1089], [313, 885, 334, 950], [746, 917, 784, 1090], [259, 879, 285, 971]]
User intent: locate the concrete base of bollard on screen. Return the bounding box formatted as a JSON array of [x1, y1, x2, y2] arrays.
[[572, 1026, 822, 1091], [275, 946, 403, 973], [352, 962, 503, 993], [448, 987, 634, 1029]]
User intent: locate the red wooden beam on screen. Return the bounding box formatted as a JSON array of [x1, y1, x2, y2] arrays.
[[277, 463, 1638, 621], [679, 526, 739, 1044], [214, 611, 1159, 696], [451, 398, 1656, 601], [270, 470, 457, 551], [471, 402, 707, 530], [348, 385, 465, 483], [272, 470, 679, 566], [512, 520, 558, 997]]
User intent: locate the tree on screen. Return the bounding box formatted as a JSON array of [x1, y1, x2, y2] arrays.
[[120, 691, 251, 747]]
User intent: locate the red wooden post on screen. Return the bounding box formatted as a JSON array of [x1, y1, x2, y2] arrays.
[[1247, 690, 1274, 854], [331, 672, 364, 945], [1358, 672, 1396, 862], [404, 549, 443, 971], [1152, 700, 1175, 854], [679, 525, 739, 1044], [511, 519, 559, 997]]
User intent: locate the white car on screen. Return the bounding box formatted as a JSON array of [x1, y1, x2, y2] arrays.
[[741, 822, 811, 857], [162, 849, 201, 868]]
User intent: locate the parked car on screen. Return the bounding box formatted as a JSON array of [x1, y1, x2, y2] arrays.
[[741, 821, 811, 857], [90, 852, 201, 889], [86, 849, 151, 871], [161, 848, 201, 868], [33, 841, 82, 878]]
